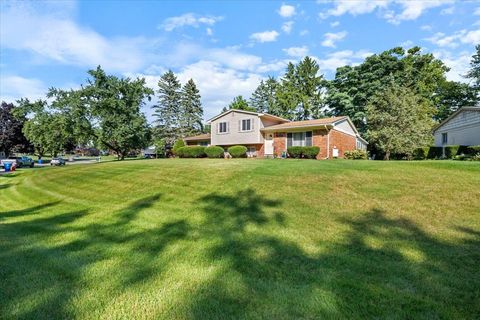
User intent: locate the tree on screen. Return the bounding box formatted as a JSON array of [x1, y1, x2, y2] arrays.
[[327, 46, 448, 136], [180, 79, 203, 137], [223, 95, 255, 112], [435, 80, 477, 121], [367, 81, 435, 160], [49, 66, 153, 160], [250, 77, 280, 114], [466, 44, 480, 99], [154, 70, 182, 144], [0, 102, 30, 156], [276, 62, 301, 120]]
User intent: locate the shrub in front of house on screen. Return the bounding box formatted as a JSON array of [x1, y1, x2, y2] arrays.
[[426, 146, 443, 159], [287, 146, 303, 158], [227, 145, 248, 158], [172, 140, 185, 156], [344, 149, 368, 160], [413, 147, 430, 160], [177, 146, 206, 158], [444, 145, 460, 158], [205, 146, 224, 158], [303, 146, 320, 159]]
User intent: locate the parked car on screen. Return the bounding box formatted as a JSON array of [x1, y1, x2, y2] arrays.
[[50, 157, 66, 166], [2, 156, 34, 168]]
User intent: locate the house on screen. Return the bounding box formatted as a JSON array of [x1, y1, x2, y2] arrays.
[[433, 106, 480, 147], [184, 109, 367, 159]]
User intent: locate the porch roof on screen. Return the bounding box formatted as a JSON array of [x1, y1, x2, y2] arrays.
[[261, 117, 346, 132], [183, 133, 211, 141]]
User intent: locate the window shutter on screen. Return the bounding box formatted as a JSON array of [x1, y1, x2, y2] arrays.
[[227, 122, 230, 133], [239, 120, 241, 132], [216, 123, 219, 134], [306, 131, 312, 146], [287, 133, 292, 148], [251, 118, 254, 130]]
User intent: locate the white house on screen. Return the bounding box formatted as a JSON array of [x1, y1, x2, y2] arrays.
[[433, 106, 480, 147]]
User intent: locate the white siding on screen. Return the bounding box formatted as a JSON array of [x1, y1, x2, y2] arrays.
[[434, 110, 480, 146], [333, 119, 356, 136]]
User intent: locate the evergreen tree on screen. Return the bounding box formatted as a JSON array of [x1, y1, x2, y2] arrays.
[[180, 79, 203, 136], [466, 44, 480, 99], [223, 96, 255, 112], [276, 62, 300, 120], [295, 56, 325, 120], [250, 77, 280, 115], [154, 70, 182, 144]]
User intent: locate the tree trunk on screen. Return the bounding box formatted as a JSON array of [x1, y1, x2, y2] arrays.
[[384, 151, 390, 161]]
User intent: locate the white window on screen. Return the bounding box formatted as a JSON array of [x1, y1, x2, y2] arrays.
[[240, 119, 253, 132], [219, 122, 228, 133], [287, 132, 312, 147]]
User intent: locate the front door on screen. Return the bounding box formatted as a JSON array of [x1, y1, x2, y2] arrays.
[[264, 133, 274, 155]]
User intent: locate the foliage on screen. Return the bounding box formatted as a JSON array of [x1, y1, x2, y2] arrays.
[[344, 150, 368, 160], [0, 102, 31, 156], [287, 146, 320, 159], [250, 77, 279, 114], [367, 81, 435, 160], [177, 146, 206, 158], [48, 66, 153, 160], [434, 80, 477, 122], [413, 147, 430, 160], [224, 96, 255, 112], [466, 44, 480, 98], [154, 138, 166, 158], [180, 79, 203, 136], [227, 145, 248, 158], [154, 70, 182, 144], [172, 139, 186, 155], [327, 47, 448, 136], [205, 146, 224, 158]]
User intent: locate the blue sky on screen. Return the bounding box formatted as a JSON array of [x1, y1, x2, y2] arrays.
[[1, 0, 479, 120]]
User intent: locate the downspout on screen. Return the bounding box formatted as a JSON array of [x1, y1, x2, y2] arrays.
[[326, 125, 330, 159]]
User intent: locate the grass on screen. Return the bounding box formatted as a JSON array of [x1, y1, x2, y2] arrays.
[[1, 159, 479, 319]]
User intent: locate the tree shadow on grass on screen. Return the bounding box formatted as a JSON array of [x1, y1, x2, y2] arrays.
[[0, 201, 61, 220], [186, 196, 480, 319], [0, 193, 190, 319]]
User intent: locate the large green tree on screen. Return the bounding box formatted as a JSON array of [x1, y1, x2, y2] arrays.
[[154, 70, 182, 144], [367, 81, 435, 160], [180, 79, 203, 136], [466, 44, 480, 99], [223, 95, 255, 112], [434, 80, 477, 121], [327, 47, 448, 135], [0, 101, 31, 156], [250, 77, 280, 114], [49, 66, 153, 160]]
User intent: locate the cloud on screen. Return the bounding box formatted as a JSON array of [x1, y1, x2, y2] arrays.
[[475, 7, 480, 15], [250, 30, 280, 43], [433, 49, 472, 82], [426, 29, 480, 48], [421, 24, 432, 31], [159, 13, 223, 31], [0, 1, 154, 73], [313, 50, 374, 73], [283, 46, 309, 58], [0, 75, 47, 103], [319, 0, 452, 24], [400, 40, 414, 47], [330, 21, 340, 27], [440, 6, 454, 15], [321, 31, 347, 48], [282, 21, 294, 34], [278, 4, 296, 18], [299, 30, 309, 36]]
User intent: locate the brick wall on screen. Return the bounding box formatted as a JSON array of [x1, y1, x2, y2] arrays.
[[273, 132, 286, 157], [329, 129, 356, 158]]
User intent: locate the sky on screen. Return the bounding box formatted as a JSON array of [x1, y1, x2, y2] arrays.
[[1, 0, 479, 121]]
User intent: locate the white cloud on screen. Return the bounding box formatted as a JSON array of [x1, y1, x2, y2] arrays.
[[283, 46, 309, 57], [475, 7, 480, 15], [433, 49, 472, 82], [440, 6, 454, 15], [421, 24, 432, 31], [0, 1, 153, 73], [256, 59, 293, 73], [426, 29, 480, 48], [313, 50, 373, 73], [206, 28, 213, 36], [282, 21, 294, 34], [321, 31, 347, 48], [400, 40, 414, 47], [0, 75, 47, 103], [299, 29, 309, 36], [160, 13, 223, 31], [250, 30, 280, 43], [278, 4, 296, 18], [330, 21, 340, 27], [319, 0, 452, 24]]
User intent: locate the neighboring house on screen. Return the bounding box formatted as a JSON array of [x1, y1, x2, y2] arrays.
[[184, 109, 367, 159], [433, 106, 480, 147]]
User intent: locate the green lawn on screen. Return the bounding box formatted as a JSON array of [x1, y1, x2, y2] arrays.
[[1, 159, 479, 319]]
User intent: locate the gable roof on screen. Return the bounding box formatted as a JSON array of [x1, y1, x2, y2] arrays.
[[183, 133, 211, 141], [207, 109, 289, 123], [433, 106, 480, 132], [260, 116, 348, 131]]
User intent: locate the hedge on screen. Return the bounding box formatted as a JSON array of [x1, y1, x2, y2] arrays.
[[176, 146, 206, 158], [205, 146, 224, 158], [172, 139, 185, 155], [287, 146, 320, 159], [227, 145, 248, 158], [414, 145, 480, 160], [344, 149, 368, 160]]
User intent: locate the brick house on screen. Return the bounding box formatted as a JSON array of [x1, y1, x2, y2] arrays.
[[184, 109, 367, 159]]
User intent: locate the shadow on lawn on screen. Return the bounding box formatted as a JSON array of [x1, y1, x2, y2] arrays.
[[1, 190, 479, 319]]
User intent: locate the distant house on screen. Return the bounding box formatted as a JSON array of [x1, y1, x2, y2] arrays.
[[184, 109, 367, 159], [433, 106, 480, 147]]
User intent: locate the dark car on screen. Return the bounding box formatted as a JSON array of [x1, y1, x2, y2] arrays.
[[5, 156, 35, 168]]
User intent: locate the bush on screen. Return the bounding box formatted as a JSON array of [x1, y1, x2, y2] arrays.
[[444, 145, 460, 159], [427, 147, 443, 159], [303, 146, 320, 159], [413, 147, 430, 160], [172, 140, 185, 156], [227, 145, 247, 158], [344, 149, 368, 160], [458, 145, 480, 155], [287, 146, 304, 159], [205, 146, 224, 158], [177, 146, 206, 158]]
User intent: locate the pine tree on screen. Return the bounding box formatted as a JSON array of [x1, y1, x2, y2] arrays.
[[250, 77, 280, 115], [154, 70, 182, 144], [276, 62, 299, 120], [180, 79, 203, 136], [466, 44, 480, 100], [295, 56, 325, 120], [223, 96, 255, 112]]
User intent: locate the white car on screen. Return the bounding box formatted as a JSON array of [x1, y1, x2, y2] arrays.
[[50, 157, 66, 166]]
